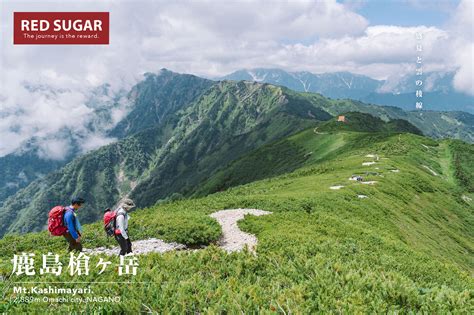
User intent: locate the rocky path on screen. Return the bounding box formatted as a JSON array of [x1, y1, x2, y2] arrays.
[[83, 208, 271, 256], [83, 238, 186, 256], [210, 209, 272, 252]]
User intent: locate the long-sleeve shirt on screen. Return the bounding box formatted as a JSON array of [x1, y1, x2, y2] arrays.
[[63, 206, 80, 240], [115, 207, 129, 239]]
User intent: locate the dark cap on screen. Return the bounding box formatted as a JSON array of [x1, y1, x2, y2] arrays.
[[71, 196, 86, 205]]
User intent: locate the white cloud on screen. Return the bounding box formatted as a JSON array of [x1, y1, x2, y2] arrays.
[[0, 1, 137, 158], [79, 134, 116, 154], [447, 0, 474, 95], [37, 137, 71, 161], [0, 67, 128, 158], [0, 0, 472, 160], [0, 0, 370, 159], [271, 25, 451, 80], [452, 42, 474, 95]]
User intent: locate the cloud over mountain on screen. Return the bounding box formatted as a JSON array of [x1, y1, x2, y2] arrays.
[[0, 0, 472, 158]]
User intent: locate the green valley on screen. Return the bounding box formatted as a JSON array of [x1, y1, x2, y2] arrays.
[[0, 119, 472, 313], [1, 72, 473, 239]]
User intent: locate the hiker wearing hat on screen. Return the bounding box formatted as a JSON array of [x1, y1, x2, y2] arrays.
[[114, 198, 136, 255]]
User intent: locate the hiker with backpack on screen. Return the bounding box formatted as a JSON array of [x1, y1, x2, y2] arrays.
[[62, 197, 85, 252], [104, 198, 136, 256], [48, 197, 85, 251]]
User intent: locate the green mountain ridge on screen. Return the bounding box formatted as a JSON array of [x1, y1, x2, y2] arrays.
[[194, 112, 424, 197], [0, 70, 213, 209], [109, 70, 215, 138], [0, 127, 472, 313], [296, 91, 474, 143], [0, 71, 473, 238], [1, 70, 472, 214], [317, 112, 423, 135], [0, 80, 331, 237]]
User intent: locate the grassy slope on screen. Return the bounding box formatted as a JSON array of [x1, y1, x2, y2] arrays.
[[194, 112, 421, 197], [449, 140, 474, 193], [0, 131, 473, 313]]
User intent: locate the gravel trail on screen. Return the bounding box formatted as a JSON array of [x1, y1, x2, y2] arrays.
[[210, 209, 272, 252], [84, 208, 271, 256]]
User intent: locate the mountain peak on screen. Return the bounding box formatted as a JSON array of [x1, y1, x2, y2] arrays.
[[221, 68, 473, 113], [221, 68, 383, 97]]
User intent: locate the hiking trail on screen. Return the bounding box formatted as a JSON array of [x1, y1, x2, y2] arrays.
[[210, 209, 271, 252], [84, 209, 272, 256]]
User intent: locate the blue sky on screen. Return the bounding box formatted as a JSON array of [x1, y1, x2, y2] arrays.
[[339, 0, 460, 27]]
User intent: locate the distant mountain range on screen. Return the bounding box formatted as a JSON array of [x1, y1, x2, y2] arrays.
[[0, 69, 473, 237], [220, 69, 474, 113]]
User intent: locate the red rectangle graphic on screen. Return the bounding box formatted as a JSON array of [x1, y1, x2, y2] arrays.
[[14, 12, 109, 45]]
